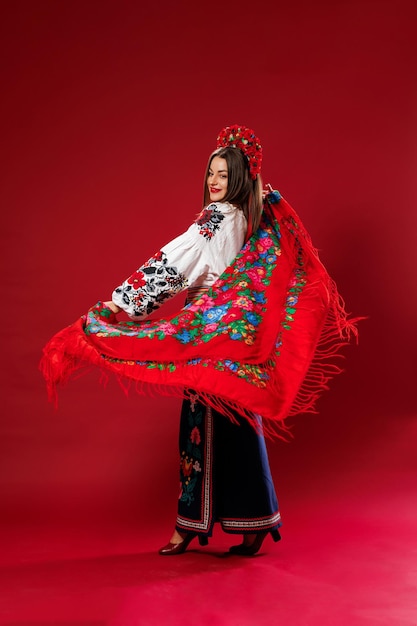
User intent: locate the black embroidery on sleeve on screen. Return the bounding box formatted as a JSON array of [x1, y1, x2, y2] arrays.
[[196, 204, 225, 241], [114, 251, 188, 318]]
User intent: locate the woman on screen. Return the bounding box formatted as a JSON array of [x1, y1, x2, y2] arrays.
[[40, 124, 359, 556], [104, 126, 282, 555]]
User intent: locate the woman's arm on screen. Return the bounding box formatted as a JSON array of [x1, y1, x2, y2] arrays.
[[109, 225, 209, 320]]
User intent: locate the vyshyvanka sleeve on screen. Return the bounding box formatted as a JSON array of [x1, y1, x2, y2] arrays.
[[111, 224, 209, 320]]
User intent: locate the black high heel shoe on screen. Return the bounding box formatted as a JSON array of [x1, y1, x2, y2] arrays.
[[159, 533, 208, 556], [229, 529, 281, 556]]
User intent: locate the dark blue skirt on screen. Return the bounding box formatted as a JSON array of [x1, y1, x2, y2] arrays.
[[175, 394, 282, 537]]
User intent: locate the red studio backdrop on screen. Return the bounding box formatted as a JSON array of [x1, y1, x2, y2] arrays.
[[1, 0, 416, 555], [0, 1, 417, 515]]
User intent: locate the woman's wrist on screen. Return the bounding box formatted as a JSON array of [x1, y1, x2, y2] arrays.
[[104, 300, 121, 314]]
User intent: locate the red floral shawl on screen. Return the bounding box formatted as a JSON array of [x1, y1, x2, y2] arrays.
[[40, 191, 359, 437]]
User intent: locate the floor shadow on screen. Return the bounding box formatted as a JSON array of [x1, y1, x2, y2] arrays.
[[0, 547, 269, 593]]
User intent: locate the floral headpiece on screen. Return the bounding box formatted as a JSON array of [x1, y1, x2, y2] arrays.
[[216, 124, 262, 180]]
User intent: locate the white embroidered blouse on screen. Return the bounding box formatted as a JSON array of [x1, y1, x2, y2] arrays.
[[112, 202, 247, 320]]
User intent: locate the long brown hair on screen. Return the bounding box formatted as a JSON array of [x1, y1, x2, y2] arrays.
[[203, 147, 263, 234]]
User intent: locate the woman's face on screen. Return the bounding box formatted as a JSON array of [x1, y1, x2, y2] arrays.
[[207, 156, 228, 202]]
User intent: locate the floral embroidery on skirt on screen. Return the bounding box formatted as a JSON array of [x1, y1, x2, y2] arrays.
[[176, 394, 282, 536]]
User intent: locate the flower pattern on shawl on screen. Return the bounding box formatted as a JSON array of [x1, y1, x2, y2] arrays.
[[274, 216, 307, 349], [196, 204, 225, 240], [113, 250, 188, 318]]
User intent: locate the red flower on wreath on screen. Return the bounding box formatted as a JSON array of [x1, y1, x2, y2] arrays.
[[216, 124, 262, 179]]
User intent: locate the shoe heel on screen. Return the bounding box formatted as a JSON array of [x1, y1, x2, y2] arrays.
[[198, 536, 209, 546], [271, 530, 281, 543]]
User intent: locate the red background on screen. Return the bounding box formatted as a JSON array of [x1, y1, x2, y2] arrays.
[[1, 0, 416, 553]]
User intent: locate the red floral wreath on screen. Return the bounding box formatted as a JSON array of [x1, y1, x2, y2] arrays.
[[216, 124, 262, 180]]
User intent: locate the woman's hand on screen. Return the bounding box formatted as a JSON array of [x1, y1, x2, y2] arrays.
[[262, 183, 274, 199], [104, 300, 121, 314]]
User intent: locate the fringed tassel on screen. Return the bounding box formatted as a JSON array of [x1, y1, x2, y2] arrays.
[[288, 280, 364, 419], [117, 373, 292, 441], [39, 318, 102, 407]]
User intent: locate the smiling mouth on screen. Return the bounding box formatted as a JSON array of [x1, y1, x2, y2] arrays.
[[210, 188, 221, 193]]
